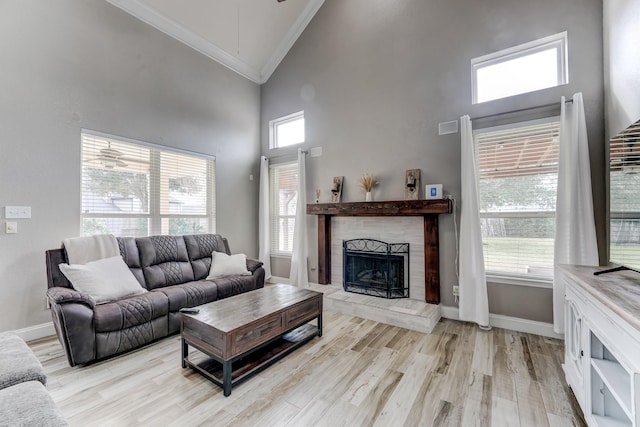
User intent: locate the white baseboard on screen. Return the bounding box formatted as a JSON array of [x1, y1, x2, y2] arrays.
[[13, 322, 56, 343], [441, 306, 563, 339]]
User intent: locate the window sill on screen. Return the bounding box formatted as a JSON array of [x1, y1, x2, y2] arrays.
[[271, 253, 292, 259], [486, 274, 553, 289]]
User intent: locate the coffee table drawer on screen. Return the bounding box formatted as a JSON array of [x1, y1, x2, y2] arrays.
[[232, 313, 283, 354], [285, 297, 321, 330]]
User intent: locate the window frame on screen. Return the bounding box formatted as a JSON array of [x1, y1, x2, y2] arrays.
[[269, 161, 298, 257], [269, 111, 305, 149], [473, 117, 561, 287], [80, 129, 216, 237], [471, 32, 568, 104]]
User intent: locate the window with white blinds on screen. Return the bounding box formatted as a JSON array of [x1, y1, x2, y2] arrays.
[[269, 162, 298, 255], [474, 118, 561, 280], [81, 130, 215, 237], [610, 119, 640, 269]]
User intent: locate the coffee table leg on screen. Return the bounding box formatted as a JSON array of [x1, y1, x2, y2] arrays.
[[223, 360, 232, 396], [318, 312, 323, 337], [181, 338, 188, 368]]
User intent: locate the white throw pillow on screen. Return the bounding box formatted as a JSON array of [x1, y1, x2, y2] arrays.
[[206, 251, 251, 279], [59, 256, 147, 303]]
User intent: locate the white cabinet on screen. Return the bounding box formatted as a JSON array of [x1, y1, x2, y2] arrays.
[[565, 290, 586, 409], [561, 266, 640, 427]]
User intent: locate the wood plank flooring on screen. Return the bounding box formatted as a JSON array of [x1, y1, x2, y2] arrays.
[[28, 313, 586, 426]]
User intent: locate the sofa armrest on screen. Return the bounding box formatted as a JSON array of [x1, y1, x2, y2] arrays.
[[47, 287, 95, 309], [246, 258, 264, 274], [47, 288, 96, 366]]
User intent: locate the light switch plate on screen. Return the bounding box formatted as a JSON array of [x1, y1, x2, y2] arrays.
[[5, 206, 31, 219], [5, 222, 17, 234]]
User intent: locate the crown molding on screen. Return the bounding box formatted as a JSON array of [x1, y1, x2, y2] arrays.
[[106, 0, 324, 84], [261, 0, 325, 83]]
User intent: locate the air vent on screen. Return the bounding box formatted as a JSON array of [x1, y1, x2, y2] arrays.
[[438, 120, 459, 135]]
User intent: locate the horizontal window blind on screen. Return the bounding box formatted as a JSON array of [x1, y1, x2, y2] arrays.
[[270, 162, 298, 255], [610, 119, 640, 268], [81, 131, 215, 237], [475, 118, 560, 279]]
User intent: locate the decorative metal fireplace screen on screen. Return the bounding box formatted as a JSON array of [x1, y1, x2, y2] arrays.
[[343, 239, 409, 299]]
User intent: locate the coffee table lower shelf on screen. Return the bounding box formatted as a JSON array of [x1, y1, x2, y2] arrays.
[[182, 323, 320, 396]]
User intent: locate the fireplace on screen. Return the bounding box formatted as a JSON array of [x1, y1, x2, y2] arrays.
[[343, 239, 409, 299], [307, 199, 452, 303]]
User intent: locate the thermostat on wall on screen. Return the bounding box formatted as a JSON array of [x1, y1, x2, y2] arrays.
[[425, 184, 443, 199]]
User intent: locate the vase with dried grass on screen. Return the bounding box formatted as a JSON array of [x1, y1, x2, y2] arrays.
[[358, 173, 376, 201]]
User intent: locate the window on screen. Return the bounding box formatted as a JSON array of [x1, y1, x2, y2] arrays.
[[472, 32, 568, 104], [474, 118, 561, 282], [81, 130, 215, 237], [269, 111, 305, 149], [270, 162, 298, 255], [610, 119, 640, 268]]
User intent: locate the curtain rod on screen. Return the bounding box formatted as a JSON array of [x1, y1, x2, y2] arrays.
[[267, 149, 308, 164], [471, 98, 573, 122]]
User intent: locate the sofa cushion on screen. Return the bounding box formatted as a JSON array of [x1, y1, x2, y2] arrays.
[[184, 234, 229, 280], [0, 332, 47, 390], [137, 236, 194, 289], [95, 315, 168, 360], [155, 280, 218, 312], [93, 291, 168, 333], [59, 256, 147, 304], [117, 237, 145, 287], [0, 381, 68, 427]]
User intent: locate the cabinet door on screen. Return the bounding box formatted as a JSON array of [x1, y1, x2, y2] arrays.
[[565, 297, 585, 406]]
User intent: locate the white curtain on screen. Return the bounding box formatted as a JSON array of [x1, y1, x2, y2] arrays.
[[458, 115, 490, 328], [553, 93, 599, 333], [289, 148, 309, 287], [258, 156, 272, 280]]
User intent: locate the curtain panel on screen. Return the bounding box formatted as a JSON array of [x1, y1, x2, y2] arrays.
[[459, 115, 490, 328], [553, 93, 599, 334]]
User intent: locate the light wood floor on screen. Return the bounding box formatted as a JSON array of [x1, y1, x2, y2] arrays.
[[29, 312, 586, 426]]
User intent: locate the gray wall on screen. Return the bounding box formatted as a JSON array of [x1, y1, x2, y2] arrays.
[[604, 0, 640, 137], [0, 0, 260, 332], [261, 0, 606, 323]]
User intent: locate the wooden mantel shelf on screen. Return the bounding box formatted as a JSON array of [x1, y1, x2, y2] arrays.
[[306, 199, 453, 305], [306, 199, 452, 216]]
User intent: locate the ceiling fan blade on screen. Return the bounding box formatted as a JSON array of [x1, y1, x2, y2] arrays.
[[99, 147, 124, 159]]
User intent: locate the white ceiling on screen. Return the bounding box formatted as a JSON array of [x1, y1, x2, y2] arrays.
[[106, 0, 325, 84]]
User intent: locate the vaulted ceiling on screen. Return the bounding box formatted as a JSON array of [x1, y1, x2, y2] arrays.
[[106, 0, 325, 84]]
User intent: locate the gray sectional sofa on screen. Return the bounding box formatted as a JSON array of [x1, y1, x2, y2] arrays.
[[0, 332, 67, 426], [46, 233, 265, 366]]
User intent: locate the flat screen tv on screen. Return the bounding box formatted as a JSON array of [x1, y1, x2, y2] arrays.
[[604, 118, 640, 275]]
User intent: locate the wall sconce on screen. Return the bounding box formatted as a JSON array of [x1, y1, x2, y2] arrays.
[[406, 173, 416, 189], [404, 169, 421, 200], [331, 176, 344, 203]]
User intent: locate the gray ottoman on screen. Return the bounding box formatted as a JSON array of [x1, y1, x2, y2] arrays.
[[0, 332, 47, 389], [0, 381, 67, 427]]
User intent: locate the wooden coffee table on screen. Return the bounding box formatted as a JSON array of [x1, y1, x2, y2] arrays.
[[180, 284, 323, 396]]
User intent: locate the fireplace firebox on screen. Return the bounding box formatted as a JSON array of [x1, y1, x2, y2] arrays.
[[343, 239, 409, 299]]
